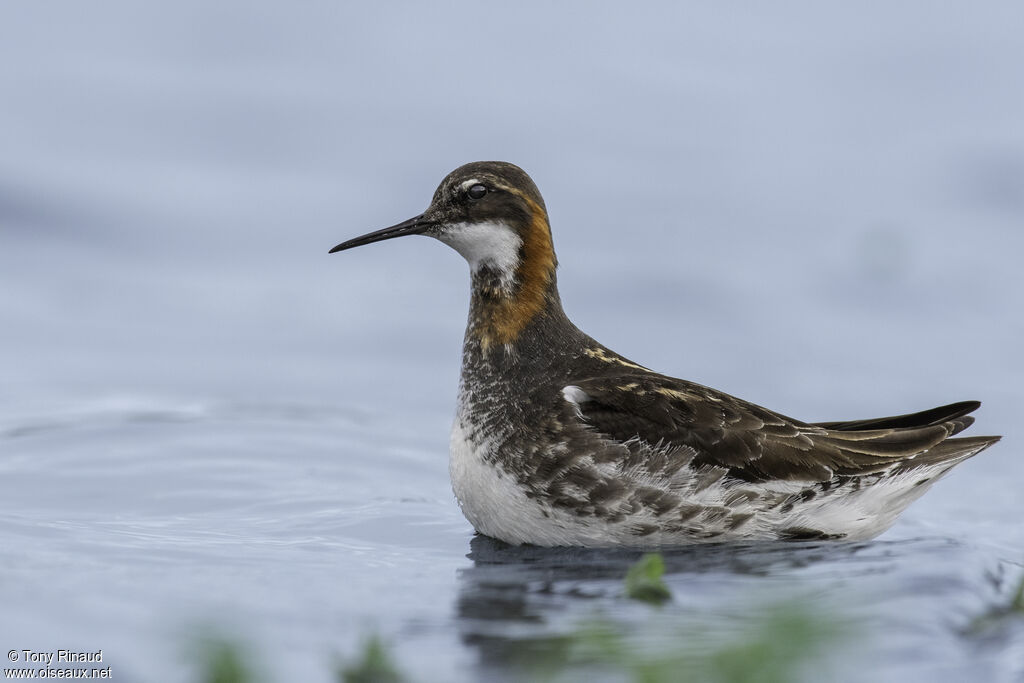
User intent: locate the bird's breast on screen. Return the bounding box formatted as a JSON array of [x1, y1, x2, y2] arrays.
[[448, 419, 565, 545]]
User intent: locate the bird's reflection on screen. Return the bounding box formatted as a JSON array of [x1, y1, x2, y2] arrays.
[[453, 533, 894, 674]]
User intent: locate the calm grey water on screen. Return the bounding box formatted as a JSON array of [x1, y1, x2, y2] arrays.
[[1, 3, 1022, 681]]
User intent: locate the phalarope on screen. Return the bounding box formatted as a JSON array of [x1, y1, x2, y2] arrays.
[[330, 161, 1000, 546]]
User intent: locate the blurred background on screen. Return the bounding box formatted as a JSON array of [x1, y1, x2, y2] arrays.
[[1, 2, 1021, 682]]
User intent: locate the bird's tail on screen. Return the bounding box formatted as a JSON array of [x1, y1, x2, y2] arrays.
[[892, 435, 1001, 473]]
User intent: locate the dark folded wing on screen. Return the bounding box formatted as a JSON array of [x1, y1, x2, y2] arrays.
[[566, 374, 979, 482]]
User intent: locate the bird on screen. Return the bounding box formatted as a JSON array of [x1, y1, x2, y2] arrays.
[[329, 161, 1000, 547]]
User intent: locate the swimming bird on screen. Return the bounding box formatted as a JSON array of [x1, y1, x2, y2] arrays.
[[329, 161, 1000, 546]]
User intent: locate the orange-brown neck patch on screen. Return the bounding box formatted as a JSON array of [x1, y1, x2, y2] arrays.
[[472, 196, 557, 351]]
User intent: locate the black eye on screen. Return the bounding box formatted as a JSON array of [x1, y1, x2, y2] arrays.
[[467, 184, 487, 200]]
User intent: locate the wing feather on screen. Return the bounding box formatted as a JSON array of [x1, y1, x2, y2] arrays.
[[566, 375, 988, 483]]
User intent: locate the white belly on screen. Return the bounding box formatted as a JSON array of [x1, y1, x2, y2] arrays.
[[449, 421, 561, 545], [448, 420, 944, 547], [448, 420, 724, 546]]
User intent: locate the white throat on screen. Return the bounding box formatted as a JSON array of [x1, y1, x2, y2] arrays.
[[435, 221, 522, 286]]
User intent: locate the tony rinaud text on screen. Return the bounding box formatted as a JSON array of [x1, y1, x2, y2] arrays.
[[18, 651, 103, 665]]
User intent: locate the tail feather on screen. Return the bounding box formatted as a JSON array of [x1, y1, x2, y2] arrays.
[[807, 400, 999, 475], [893, 435, 1001, 473], [812, 400, 980, 432]]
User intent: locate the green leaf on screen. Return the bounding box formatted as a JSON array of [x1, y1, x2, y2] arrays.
[[625, 553, 672, 605]]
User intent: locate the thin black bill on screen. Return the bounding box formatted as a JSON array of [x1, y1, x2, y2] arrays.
[[329, 214, 432, 253]]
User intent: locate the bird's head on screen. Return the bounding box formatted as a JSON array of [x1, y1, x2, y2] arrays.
[[330, 161, 556, 297]]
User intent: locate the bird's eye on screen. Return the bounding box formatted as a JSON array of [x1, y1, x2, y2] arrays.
[[467, 184, 487, 200]]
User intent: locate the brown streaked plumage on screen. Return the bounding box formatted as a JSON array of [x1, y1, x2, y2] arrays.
[[330, 160, 1001, 547]]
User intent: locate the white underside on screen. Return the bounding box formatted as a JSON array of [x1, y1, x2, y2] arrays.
[[449, 422, 553, 544], [448, 420, 954, 547]]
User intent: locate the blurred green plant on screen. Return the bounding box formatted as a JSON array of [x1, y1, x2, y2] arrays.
[[526, 599, 846, 683], [624, 552, 672, 605], [186, 554, 852, 683], [498, 552, 849, 682], [698, 601, 844, 683], [193, 635, 262, 683], [336, 634, 405, 683], [965, 570, 1024, 636]]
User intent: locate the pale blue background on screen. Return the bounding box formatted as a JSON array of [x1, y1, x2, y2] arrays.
[[1, 3, 1021, 681]]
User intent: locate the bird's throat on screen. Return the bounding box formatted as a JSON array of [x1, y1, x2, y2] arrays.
[[468, 200, 558, 351]]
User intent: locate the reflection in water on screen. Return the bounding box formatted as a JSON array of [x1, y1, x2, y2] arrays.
[[453, 533, 994, 680], [460, 532, 897, 598]]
